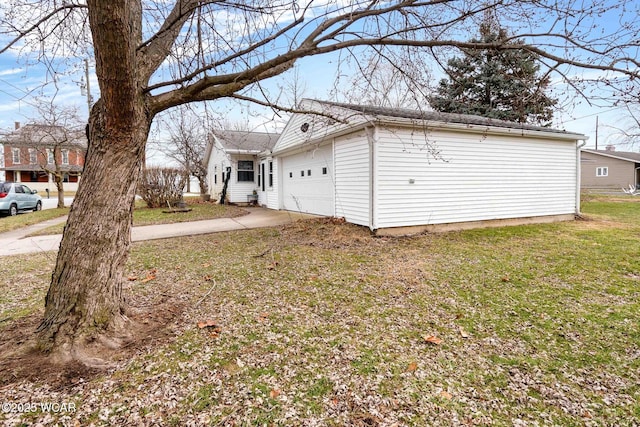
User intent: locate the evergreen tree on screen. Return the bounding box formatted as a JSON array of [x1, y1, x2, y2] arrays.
[[429, 22, 557, 126]]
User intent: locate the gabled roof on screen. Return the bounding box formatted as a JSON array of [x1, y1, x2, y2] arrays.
[[0, 124, 87, 148], [213, 130, 279, 153], [312, 99, 585, 137], [581, 149, 640, 163], [273, 99, 586, 154]]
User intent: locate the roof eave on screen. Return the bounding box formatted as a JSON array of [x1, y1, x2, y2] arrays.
[[224, 149, 262, 155], [581, 149, 640, 163]]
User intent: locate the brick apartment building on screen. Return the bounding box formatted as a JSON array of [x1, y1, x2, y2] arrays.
[[0, 122, 87, 192]]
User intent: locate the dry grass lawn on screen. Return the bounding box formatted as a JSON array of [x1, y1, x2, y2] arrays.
[[0, 195, 639, 426]]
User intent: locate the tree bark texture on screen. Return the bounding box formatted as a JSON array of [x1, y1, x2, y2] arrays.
[[37, 0, 150, 357], [55, 176, 64, 209]]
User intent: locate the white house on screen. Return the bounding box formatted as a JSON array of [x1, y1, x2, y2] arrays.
[[265, 99, 587, 235], [204, 130, 279, 204]]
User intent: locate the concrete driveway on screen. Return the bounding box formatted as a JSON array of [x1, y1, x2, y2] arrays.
[[0, 208, 318, 257]]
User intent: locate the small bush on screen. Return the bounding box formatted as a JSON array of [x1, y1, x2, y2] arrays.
[[138, 167, 187, 208]]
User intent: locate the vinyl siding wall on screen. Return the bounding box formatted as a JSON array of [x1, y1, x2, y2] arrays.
[[373, 127, 578, 229], [334, 131, 370, 226], [206, 145, 258, 204], [206, 142, 230, 201], [228, 155, 257, 204], [272, 101, 361, 154], [580, 151, 637, 189]]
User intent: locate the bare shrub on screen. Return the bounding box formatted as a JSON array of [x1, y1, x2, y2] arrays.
[[138, 167, 187, 208]]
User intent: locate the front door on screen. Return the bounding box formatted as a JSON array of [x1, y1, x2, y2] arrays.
[[259, 160, 267, 205]]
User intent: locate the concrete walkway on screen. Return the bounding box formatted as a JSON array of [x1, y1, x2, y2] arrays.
[[0, 208, 317, 257]]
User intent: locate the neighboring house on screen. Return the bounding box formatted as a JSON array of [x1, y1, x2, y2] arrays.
[[265, 99, 587, 235], [204, 130, 279, 204], [580, 148, 640, 191], [0, 122, 86, 192]]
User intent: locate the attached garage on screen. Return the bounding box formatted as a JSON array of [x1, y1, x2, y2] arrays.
[[270, 99, 587, 235], [280, 145, 334, 216]]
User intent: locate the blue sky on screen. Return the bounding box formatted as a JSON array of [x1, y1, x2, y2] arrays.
[[0, 1, 636, 155], [0, 52, 629, 149]]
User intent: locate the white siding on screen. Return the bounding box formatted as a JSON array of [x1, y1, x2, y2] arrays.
[[373, 127, 578, 229], [334, 132, 371, 227], [280, 144, 334, 215], [228, 155, 257, 204], [273, 100, 364, 154], [207, 141, 231, 201]]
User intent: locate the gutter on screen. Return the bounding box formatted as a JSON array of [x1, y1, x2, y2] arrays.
[[224, 149, 262, 155], [375, 116, 587, 142], [576, 139, 588, 216]]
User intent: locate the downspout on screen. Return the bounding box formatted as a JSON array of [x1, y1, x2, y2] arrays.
[[364, 126, 375, 231], [576, 139, 587, 216]]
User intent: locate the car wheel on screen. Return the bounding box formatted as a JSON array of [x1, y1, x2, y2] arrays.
[[35, 201, 42, 211], [9, 204, 18, 216]]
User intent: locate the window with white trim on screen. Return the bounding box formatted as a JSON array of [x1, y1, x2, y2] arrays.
[[237, 160, 254, 182], [268, 161, 273, 187], [62, 149, 69, 165], [596, 167, 608, 177], [48, 149, 55, 164], [12, 148, 20, 164], [29, 149, 37, 164]]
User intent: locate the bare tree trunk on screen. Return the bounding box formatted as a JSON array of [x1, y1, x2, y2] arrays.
[[34, 0, 152, 363], [36, 101, 150, 364], [55, 175, 65, 208]]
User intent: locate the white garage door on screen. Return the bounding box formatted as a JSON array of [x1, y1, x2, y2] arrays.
[[281, 145, 334, 216]]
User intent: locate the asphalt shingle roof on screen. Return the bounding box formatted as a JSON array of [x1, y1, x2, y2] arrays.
[[214, 130, 279, 152], [582, 149, 640, 162], [315, 100, 582, 136]]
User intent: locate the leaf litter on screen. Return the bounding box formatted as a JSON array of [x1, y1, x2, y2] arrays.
[[0, 214, 639, 426]]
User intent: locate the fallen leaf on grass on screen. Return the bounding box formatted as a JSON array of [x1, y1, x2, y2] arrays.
[[423, 335, 443, 345], [458, 326, 470, 338], [501, 275, 510, 282], [439, 391, 453, 400], [197, 320, 222, 338], [267, 261, 279, 270], [258, 312, 270, 322], [197, 319, 218, 329], [127, 276, 138, 281], [202, 263, 211, 268], [269, 389, 281, 399], [407, 362, 418, 373]]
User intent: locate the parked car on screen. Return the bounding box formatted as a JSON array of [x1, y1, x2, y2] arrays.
[[0, 182, 42, 216]]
